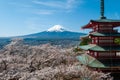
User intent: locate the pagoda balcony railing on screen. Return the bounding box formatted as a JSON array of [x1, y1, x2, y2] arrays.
[[92, 55, 120, 59], [87, 52, 120, 59], [89, 43, 120, 46], [97, 43, 119, 46], [98, 30, 118, 33], [93, 68, 120, 74], [99, 40, 113, 42], [89, 42, 119, 46], [89, 30, 118, 33]]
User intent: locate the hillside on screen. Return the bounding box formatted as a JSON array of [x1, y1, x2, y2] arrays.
[[22, 31, 85, 40]]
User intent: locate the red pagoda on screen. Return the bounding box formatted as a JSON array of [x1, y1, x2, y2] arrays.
[[79, 0, 120, 75]]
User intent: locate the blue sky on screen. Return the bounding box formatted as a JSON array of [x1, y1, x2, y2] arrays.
[[0, 0, 120, 37]]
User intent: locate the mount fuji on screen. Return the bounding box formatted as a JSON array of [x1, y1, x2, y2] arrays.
[[21, 25, 86, 40], [47, 25, 65, 32], [0, 25, 86, 48]]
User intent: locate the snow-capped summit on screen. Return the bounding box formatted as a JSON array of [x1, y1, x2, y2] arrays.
[[14, 24, 86, 40], [47, 25, 66, 32]]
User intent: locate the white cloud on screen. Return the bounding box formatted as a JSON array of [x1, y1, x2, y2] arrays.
[[32, 0, 65, 9], [9, 0, 83, 15], [32, 0, 83, 11], [66, 0, 76, 9]]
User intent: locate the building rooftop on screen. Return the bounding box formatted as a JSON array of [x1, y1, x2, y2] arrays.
[[77, 54, 105, 68], [90, 32, 120, 36], [79, 44, 120, 51], [91, 19, 120, 23], [81, 19, 120, 29], [77, 54, 120, 68]]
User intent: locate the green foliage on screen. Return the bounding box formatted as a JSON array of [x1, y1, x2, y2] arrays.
[[80, 37, 92, 46], [114, 38, 120, 44], [73, 46, 82, 52], [78, 36, 91, 52]]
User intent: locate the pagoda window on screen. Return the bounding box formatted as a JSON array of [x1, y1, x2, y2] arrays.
[[99, 40, 113, 43], [98, 52, 116, 57], [95, 25, 99, 31], [99, 27, 113, 30], [99, 37, 113, 39], [94, 52, 98, 57], [99, 24, 112, 27], [91, 37, 94, 43], [91, 52, 94, 55], [116, 52, 120, 56], [99, 27, 112, 29], [92, 40, 94, 43], [96, 27, 98, 31], [95, 40, 98, 43], [99, 24, 104, 26], [95, 37, 98, 39]]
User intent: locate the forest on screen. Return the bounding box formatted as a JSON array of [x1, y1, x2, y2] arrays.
[[0, 39, 113, 80]]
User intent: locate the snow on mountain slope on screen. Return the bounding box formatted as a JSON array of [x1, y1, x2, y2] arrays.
[[47, 25, 66, 32]]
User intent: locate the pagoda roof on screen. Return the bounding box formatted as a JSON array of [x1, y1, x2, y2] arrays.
[[90, 32, 120, 37], [91, 19, 120, 23], [77, 54, 105, 68], [77, 54, 120, 68], [79, 44, 120, 51], [81, 19, 120, 29]]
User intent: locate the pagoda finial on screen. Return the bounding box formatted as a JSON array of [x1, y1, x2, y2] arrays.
[[100, 0, 106, 19]]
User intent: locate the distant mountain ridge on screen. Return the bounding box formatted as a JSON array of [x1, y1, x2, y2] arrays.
[[0, 25, 86, 48], [21, 31, 85, 40], [20, 25, 86, 40]]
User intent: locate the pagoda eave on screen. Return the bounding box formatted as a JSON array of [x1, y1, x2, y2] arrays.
[[81, 19, 120, 29], [89, 32, 120, 37], [90, 67, 120, 73], [81, 23, 93, 29], [79, 44, 120, 51]]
